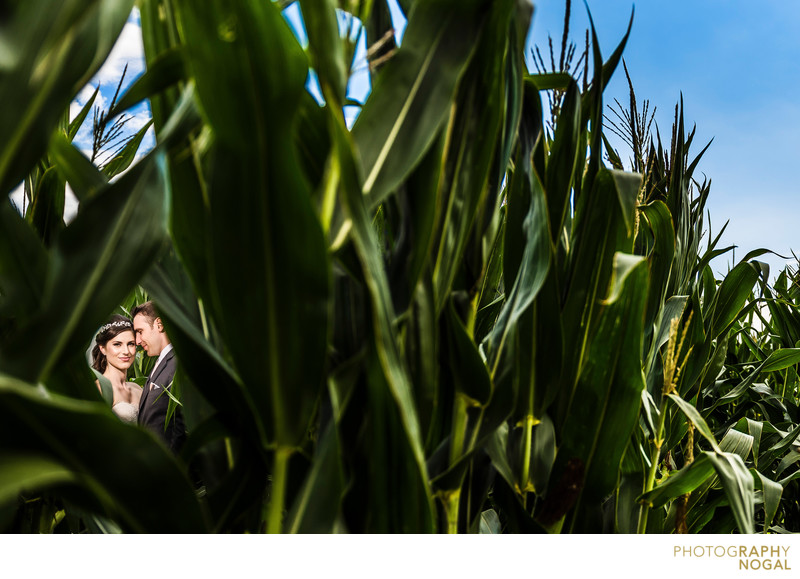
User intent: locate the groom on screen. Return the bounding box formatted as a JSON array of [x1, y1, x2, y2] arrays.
[[132, 301, 186, 453]]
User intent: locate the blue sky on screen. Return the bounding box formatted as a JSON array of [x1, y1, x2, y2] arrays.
[[11, 9, 153, 220], [54, 1, 798, 280], [530, 0, 800, 279], [71, 10, 152, 156]]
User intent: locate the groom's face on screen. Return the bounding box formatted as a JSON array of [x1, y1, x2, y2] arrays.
[[133, 314, 164, 357]]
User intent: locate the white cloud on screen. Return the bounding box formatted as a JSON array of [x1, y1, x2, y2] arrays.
[[71, 84, 108, 122], [67, 7, 153, 160], [7, 10, 148, 231], [706, 198, 797, 283], [124, 108, 152, 133], [91, 13, 146, 89]]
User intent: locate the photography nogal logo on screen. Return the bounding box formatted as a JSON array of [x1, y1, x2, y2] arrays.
[[674, 545, 792, 571]]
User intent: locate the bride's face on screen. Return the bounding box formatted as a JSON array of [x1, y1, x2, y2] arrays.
[[100, 330, 136, 373]]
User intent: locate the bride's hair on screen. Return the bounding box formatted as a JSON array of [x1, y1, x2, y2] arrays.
[[92, 314, 134, 373]]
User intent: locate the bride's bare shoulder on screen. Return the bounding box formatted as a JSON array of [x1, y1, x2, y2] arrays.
[[125, 381, 143, 400]]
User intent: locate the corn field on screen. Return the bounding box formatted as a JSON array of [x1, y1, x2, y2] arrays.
[[1, 0, 799, 534]]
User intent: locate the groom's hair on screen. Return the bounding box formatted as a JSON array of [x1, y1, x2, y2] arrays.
[[131, 301, 159, 326]]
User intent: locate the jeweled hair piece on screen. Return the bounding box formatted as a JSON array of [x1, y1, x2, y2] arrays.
[[98, 320, 133, 334]]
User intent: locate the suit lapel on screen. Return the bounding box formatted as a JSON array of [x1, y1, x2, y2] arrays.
[[139, 350, 174, 416], [150, 350, 175, 388]]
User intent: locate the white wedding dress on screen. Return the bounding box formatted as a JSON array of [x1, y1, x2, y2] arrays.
[[112, 401, 139, 423]]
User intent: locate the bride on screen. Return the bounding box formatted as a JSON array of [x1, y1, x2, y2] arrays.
[[92, 314, 142, 423]]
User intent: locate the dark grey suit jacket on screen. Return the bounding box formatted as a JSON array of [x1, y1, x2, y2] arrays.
[[138, 349, 186, 453]]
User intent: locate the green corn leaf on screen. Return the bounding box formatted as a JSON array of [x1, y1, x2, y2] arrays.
[[150, 82, 211, 315], [579, 8, 633, 187], [720, 427, 753, 461], [705, 451, 754, 534], [431, 0, 514, 313], [549, 253, 648, 517], [430, 374, 517, 492], [0, 197, 48, 321], [714, 370, 761, 407], [485, 423, 516, 491], [745, 418, 764, 468], [109, 47, 188, 117], [560, 169, 641, 402], [687, 494, 726, 533], [665, 98, 687, 229], [715, 349, 800, 409], [528, 414, 557, 495], [298, 0, 348, 106], [347, 346, 435, 532], [777, 452, 800, 480], [639, 449, 754, 533], [761, 348, 800, 373], [443, 299, 492, 405], [68, 86, 99, 142], [526, 72, 573, 91], [353, 0, 488, 211], [139, 0, 185, 131], [709, 260, 760, 338], [514, 274, 564, 419], [334, 113, 434, 524], [479, 509, 502, 534], [610, 171, 644, 242], [297, 91, 336, 214], [102, 120, 154, 178], [645, 295, 687, 377], [638, 453, 716, 508], [697, 330, 729, 397], [667, 393, 721, 452], [490, 1, 529, 194], [176, 0, 330, 447], [387, 134, 443, 314], [0, 374, 206, 532], [487, 80, 550, 381], [764, 425, 800, 469], [487, 156, 551, 374], [404, 277, 440, 450], [142, 260, 267, 447], [639, 201, 678, 332], [48, 132, 109, 202], [696, 219, 733, 275], [28, 166, 65, 247], [91, 369, 113, 406], [700, 264, 717, 315], [474, 214, 506, 342], [615, 469, 646, 533], [595, 8, 634, 97], [501, 81, 543, 287], [0, 0, 134, 193], [0, 453, 77, 505], [753, 470, 782, 532], [285, 422, 345, 533], [545, 79, 581, 243]]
